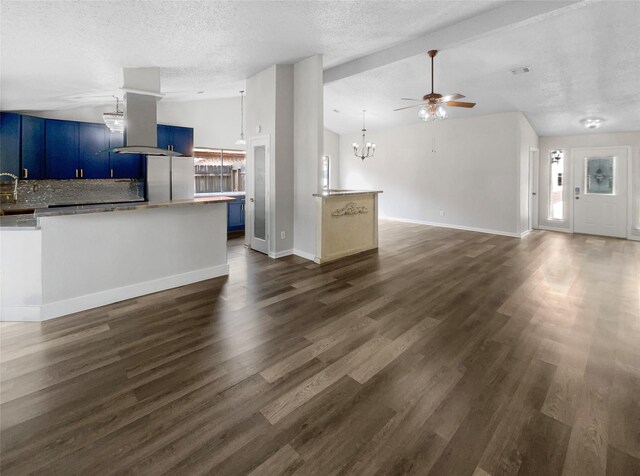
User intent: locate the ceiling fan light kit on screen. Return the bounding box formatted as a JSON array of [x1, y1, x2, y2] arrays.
[[394, 49, 476, 122]]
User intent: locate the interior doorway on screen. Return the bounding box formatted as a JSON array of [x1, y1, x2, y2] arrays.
[[248, 136, 270, 254], [572, 146, 629, 238]]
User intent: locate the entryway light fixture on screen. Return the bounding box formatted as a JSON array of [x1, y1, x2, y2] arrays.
[[103, 96, 125, 133], [581, 117, 604, 129], [235, 90, 246, 146], [551, 150, 562, 164], [353, 110, 375, 161]]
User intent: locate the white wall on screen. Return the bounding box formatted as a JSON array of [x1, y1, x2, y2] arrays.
[[293, 55, 324, 258], [245, 65, 297, 255], [538, 131, 640, 238], [274, 65, 295, 253], [158, 97, 243, 150], [339, 111, 524, 237], [324, 128, 341, 189], [518, 114, 540, 234], [26, 105, 108, 123], [27, 96, 243, 150]]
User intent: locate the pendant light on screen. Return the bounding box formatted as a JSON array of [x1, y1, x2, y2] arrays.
[[235, 90, 246, 146], [352, 110, 376, 161], [103, 96, 125, 133]]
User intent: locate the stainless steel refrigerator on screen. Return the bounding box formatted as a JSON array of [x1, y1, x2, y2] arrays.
[[146, 156, 195, 201]]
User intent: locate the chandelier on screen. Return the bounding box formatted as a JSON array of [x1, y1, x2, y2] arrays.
[[235, 90, 246, 146], [103, 96, 125, 133], [352, 110, 375, 161]]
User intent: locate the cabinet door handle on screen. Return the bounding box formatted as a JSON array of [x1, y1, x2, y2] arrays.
[[23, 168, 28, 179], [110, 169, 114, 178], [80, 168, 84, 178], [75, 168, 79, 178]]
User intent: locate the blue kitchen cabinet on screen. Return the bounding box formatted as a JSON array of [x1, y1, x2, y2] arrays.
[[21, 116, 46, 179], [109, 131, 142, 178], [228, 196, 245, 232], [78, 122, 110, 178], [157, 124, 171, 151], [157, 124, 193, 156], [171, 126, 193, 156], [46, 119, 79, 179], [0, 113, 21, 176]]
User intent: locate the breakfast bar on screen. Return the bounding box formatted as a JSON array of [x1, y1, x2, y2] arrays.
[[314, 189, 382, 263], [1, 197, 234, 321]]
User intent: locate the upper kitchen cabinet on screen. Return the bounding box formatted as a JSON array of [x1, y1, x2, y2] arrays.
[[0, 113, 21, 176], [21, 115, 46, 179], [78, 122, 110, 179], [46, 119, 79, 179], [109, 132, 142, 178], [171, 126, 194, 156], [157, 124, 193, 156], [157, 124, 171, 152]]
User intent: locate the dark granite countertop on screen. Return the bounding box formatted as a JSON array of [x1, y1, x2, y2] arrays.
[[0, 197, 235, 229], [312, 189, 383, 197]]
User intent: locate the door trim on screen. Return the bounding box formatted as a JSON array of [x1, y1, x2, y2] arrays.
[[569, 145, 632, 239], [529, 147, 539, 230], [247, 135, 271, 254]]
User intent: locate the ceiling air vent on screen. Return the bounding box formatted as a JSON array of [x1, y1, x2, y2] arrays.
[[510, 66, 531, 75]]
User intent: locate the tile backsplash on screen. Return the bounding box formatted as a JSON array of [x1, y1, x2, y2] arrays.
[[7, 179, 144, 206]]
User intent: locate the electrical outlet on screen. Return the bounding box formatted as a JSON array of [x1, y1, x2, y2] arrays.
[[280, 231, 286, 239], [439, 210, 445, 217]]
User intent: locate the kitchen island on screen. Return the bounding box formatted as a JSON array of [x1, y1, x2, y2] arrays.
[[1, 197, 234, 321], [314, 190, 382, 264]]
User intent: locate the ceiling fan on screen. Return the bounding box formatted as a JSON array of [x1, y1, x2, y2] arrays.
[[394, 50, 476, 121]]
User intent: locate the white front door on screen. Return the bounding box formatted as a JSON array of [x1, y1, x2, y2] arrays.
[[249, 137, 269, 254], [572, 147, 629, 238]]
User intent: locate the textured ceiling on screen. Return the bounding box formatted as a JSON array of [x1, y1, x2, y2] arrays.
[[324, 1, 640, 136], [0, 0, 504, 111]]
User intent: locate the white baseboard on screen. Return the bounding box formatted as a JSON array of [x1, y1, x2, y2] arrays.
[[520, 229, 532, 238], [537, 225, 572, 233], [268, 249, 293, 259], [293, 248, 316, 261], [2, 264, 229, 322], [628, 235, 640, 242], [381, 216, 522, 238]]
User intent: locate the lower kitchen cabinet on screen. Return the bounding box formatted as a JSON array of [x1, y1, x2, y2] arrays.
[[228, 196, 245, 232]]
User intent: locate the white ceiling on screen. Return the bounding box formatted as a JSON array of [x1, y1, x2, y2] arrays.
[[0, 0, 504, 110], [2, 1, 638, 138], [325, 0, 640, 136]]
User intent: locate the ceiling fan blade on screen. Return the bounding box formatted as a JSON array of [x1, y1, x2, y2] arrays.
[[447, 101, 476, 108], [394, 104, 423, 112], [438, 93, 465, 103], [401, 98, 421, 101]]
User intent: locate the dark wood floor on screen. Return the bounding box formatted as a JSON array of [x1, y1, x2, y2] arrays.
[[1, 221, 639, 475]]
